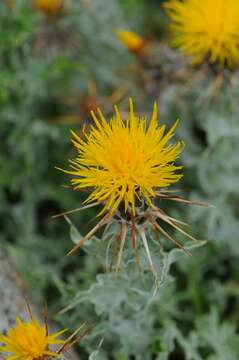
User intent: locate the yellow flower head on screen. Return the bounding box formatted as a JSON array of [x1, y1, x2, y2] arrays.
[[165, 0, 239, 67], [116, 30, 145, 53], [65, 99, 184, 216], [0, 317, 65, 360], [33, 0, 63, 16]]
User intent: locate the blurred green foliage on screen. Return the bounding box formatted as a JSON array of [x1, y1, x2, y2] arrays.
[[1, 1, 239, 359]]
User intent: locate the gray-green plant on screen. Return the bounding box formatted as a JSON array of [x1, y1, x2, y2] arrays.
[[1, 1, 239, 359]]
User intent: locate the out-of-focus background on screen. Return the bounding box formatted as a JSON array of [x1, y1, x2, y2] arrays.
[[1, 1, 239, 359]]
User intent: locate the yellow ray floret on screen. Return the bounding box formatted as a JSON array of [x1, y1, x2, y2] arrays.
[[0, 317, 66, 360], [64, 99, 184, 215], [165, 0, 239, 67], [116, 30, 145, 53], [33, 0, 63, 16]]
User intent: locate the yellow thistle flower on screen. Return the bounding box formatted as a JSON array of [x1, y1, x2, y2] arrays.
[[0, 317, 66, 360], [165, 0, 239, 67], [116, 30, 145, 53], [58, 98, 203, 265], [56, 99, 208, 277], [65, 99, 183, 216], [33, 0, 64, 16], [0, 304, 91, 360]]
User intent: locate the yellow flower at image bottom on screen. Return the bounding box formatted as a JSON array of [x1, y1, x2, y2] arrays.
[[0, 317, 66, 360], [165, 0, 239, 67]]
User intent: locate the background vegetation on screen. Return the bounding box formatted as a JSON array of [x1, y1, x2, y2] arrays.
[[1, 0, 239, 359]]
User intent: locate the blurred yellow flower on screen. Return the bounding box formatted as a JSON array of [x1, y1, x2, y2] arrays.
[[0, 317, 66, 360], [34, 0, 63, 16], [116, 30, 145, 53], [165, 0, 239, 67], [64, 99, 183, 216]]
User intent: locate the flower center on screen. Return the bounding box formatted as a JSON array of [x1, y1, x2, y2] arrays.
[[109, 138, 137, 179]]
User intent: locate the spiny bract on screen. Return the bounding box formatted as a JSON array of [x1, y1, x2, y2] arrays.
[[165, 0, 239, 67], [66, 98, 184, 216]]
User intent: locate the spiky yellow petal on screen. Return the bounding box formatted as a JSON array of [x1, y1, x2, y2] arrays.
[[165, 0, 239, 67], [64, 99, 184, 215]]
